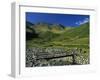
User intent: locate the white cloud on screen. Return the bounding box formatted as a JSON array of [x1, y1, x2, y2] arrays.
[[75, 18, 89, 25]]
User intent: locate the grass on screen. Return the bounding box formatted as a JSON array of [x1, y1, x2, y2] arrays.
[[26, 22, 90, 66]]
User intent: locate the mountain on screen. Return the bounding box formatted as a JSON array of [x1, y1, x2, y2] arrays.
[[26, 21, 34, 27], [63, 22, 89, 38], [26, 22, 38, 40], [26, 21, 89, 48], [33, 22, 51, 33], [51, 22, 89, 45], [26, 22, 65, 33]]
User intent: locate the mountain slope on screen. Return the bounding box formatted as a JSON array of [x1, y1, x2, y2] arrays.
[[63, 22, 89, 38], [26, 21, 89, 48]]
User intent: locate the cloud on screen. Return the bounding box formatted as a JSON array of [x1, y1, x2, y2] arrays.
[[75, 18, 89, 25]]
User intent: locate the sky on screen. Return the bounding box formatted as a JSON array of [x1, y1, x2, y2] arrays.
[[26, 12, 89, 27]]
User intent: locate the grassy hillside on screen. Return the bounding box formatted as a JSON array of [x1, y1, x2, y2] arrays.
[[26, 22, 89, 48], [26, 22, 89, 66], [63, 22, 89, 38]]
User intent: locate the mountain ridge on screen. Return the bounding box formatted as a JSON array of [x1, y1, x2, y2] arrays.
[[26, 21, 89, 48]]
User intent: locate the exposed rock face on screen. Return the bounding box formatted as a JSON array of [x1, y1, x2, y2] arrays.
[[26, 48, 88, 67]]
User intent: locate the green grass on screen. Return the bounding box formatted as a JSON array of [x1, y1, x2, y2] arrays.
[[26, 22, 90, 65]]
